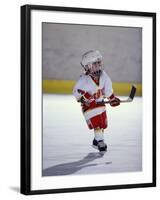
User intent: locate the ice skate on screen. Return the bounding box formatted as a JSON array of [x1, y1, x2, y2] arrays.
[[92, 139, 107, 154], [92, 139, 98, 149], [97, 140, 107, 155]]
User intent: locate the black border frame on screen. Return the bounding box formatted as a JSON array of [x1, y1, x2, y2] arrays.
[[20, 4, 156, 195]]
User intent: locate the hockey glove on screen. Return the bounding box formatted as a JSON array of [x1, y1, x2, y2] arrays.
[[108, 94, 120, 107], [78, 90, 96, 107]]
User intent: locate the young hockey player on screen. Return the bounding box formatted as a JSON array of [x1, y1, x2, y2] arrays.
[[73, 50, 120, 153]]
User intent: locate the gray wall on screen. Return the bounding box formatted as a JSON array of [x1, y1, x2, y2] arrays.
[[42, 23, 142, 83]]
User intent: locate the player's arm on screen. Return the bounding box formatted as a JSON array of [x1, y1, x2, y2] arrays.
[[77, 89, 97, 107], [73, 77, 97, 107]]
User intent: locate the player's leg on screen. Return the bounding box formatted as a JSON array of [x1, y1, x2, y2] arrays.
[[84, 110, 108, 152], [92, 128, 107, 152]]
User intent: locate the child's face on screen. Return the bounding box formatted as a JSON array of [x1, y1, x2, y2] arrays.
[[92, 60, 102, 69], [87, 59, 103, 78]]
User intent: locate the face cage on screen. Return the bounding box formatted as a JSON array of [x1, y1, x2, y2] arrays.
[[84, 61, 103, 78]]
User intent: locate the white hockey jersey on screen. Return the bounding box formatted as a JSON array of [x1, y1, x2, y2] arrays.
[[73, 70, 113, 103], [73, 70, 113, 130]]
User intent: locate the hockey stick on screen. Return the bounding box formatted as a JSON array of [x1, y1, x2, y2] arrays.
[[101, 85, 137, 104]]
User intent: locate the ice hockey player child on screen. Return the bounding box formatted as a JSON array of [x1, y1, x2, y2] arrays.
[[73, 50, 120, 153]]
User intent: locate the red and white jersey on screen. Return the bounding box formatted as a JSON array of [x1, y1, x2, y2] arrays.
[[73, 70, 113, 103], [73, 70, 113, 130]]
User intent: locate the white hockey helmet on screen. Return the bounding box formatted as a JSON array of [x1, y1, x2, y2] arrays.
[[81, 50, 102, 66], [81, 50, 103, 78]]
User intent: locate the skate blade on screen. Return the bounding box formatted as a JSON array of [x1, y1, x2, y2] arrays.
[[92, 145, 107, 156]]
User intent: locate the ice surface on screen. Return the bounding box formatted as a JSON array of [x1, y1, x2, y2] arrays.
[[42, 94, 142, 176]]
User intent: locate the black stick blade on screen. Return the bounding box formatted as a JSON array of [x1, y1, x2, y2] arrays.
[[129, 85, 137, 100]]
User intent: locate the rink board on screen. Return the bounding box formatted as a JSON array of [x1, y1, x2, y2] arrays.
[[42, 80, 142, 96]]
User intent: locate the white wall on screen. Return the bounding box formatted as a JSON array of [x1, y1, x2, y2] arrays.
[[42, 23, 142, 82], [0, 0, 159, 200]]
